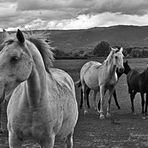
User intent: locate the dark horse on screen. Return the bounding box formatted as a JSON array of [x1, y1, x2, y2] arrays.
[[78, 61, 130, 110], [126, 61, 148, 114]]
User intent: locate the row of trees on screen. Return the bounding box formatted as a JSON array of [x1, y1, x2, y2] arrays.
[[93, 41, 110, 57], [52, 41, 111, 58], [52, 41, 117, 58], [53, 40, 148, 58]]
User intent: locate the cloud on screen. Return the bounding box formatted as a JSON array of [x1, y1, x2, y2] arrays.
[[50, 13, 148, 29], [17, 0, 70, 11], [87, 0, 148, 15], [1, 0, 148, 30], [7, 12, 148, 31], [0, 2, 17, 28], [16, 0, 148, 16], [0, 0, 17, 2]]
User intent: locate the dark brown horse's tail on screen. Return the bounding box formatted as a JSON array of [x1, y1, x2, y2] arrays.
[[75, 80, 81, 87]]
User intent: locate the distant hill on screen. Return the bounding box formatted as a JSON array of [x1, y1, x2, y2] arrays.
[[48, 25, 148, 53], [1, 25, 148, 55]]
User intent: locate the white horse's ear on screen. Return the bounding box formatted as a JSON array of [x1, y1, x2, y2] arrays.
[[16, 29, 25, 43], [111, 47, 116, 53], [111, 47, 115, 51], [120, 47, 123, 52]]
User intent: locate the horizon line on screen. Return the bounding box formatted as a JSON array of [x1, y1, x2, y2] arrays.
[[1, 24, 148, 32]]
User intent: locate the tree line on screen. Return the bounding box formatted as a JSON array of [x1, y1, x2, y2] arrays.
[[53, 41, 148, 59]]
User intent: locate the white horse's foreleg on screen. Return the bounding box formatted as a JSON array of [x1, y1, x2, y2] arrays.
[[65, 132, 73, 148], [106, 87, 114, 118], [9, 131, 22, 148], [40, 134, 55, 148], [99, 86, 105, 119]]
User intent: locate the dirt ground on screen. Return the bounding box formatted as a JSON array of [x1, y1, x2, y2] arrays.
[[1, 58, 148, 148]]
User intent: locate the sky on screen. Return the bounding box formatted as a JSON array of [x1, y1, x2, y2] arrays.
[[1, 0, 148, 31]]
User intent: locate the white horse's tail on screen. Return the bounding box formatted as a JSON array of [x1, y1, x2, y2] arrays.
[[75, 80, 81, 87]]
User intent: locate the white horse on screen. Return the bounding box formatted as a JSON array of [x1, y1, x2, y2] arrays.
[[0, 29, 78, 148], [79, 47, 124, 119]]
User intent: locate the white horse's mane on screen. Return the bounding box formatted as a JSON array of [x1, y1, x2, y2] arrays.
[[104, 49, 114, 64]]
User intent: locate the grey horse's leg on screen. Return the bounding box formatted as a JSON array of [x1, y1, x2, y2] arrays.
[[93, 90, 98, 111], [82, 83, 89, 114], [106, 87, 114, 117], [80, 89, 83, 109], [145, 92, 148, 115], [0, 100, 8, 133], [64, 131, 74, 148], [86, 87, 90, 109], [130, 91, 136, 113], [80, 87, 90, 109], [8, 131, 22, 148], [140, 93, 145, 114], [113, 89, 120, 109], [40, 134, 55, 148], [99, 85, 105, 119]]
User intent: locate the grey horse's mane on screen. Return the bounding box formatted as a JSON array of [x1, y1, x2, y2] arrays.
[[28, 37, 54, 73]]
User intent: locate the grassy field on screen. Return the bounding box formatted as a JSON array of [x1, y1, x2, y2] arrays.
[[1, 58, 148, 148], [54, 58, 148, 148]]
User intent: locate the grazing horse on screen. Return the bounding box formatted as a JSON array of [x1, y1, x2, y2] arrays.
[[78, 61, 128, 110], [126, 61, 148, 114], [79, 47, 124, 119], [0, 29, 78, 148]]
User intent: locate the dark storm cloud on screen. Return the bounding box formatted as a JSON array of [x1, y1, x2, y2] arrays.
[[16, 0, 148, 16]]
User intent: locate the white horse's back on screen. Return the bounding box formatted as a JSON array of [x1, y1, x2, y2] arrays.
[[48, 68, 78, 138], [80, 61, 102, 90], [50, 68, 75, 96]]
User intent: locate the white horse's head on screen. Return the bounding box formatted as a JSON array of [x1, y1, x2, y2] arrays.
[[0, 30, 34, 102], [111, 47, 124, 72]]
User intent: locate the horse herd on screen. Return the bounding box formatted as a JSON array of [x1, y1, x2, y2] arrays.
[[78, 60, 148, 116], [0, 29, 147, 148]]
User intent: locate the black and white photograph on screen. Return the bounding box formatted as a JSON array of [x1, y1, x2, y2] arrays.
[[1, 0, 148, 147]]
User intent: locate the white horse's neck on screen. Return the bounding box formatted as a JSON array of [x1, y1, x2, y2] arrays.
[[27, 66, 41, 108], [108, 61, 116, 77], [26, 45, 47, 108], [105, 58, 117, 80]]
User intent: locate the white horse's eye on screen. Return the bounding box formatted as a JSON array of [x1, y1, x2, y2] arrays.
[[115, 56, 118, 59], [10, 56, 20, 63]]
